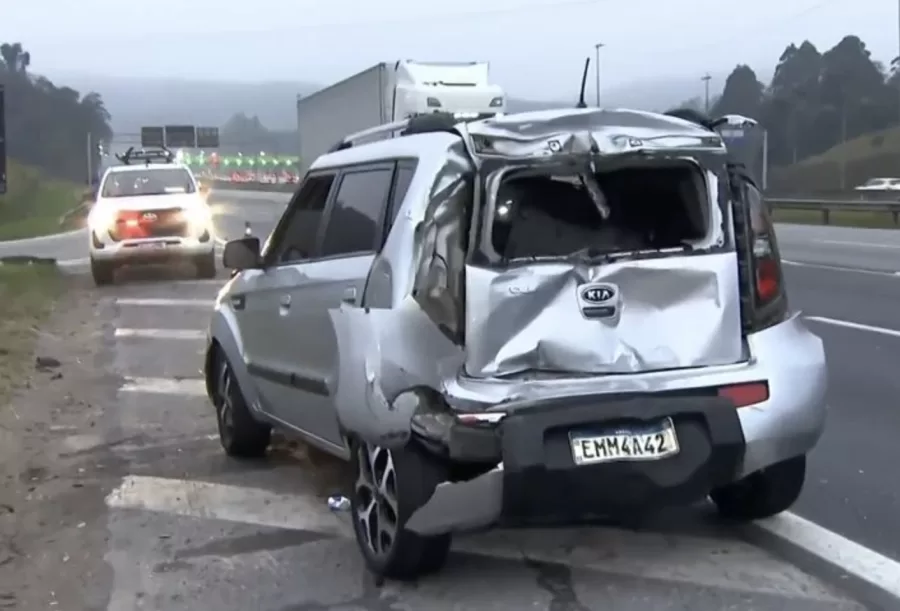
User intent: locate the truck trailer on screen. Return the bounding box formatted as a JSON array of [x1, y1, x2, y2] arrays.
[[296, 60, 505, 173]]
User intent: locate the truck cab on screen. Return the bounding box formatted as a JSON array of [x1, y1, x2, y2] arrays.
[[393, 60, 505, 118]]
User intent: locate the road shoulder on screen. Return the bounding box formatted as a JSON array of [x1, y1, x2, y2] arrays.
[[0, 272, 114, 610]]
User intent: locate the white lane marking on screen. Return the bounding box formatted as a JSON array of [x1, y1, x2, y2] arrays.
[[171, 278, 227, 286], [115, 328, 206, 340], [821, 239, 900, 250], [758, 512, 900, 601], [805, 316, 900, 338], [57, 257, 90, 267], [102, 475, 843, 600], [782, 260, 900, 277], [106, 475, 348, 537], [119, 377, 206, 396], [0, 227, 86, 245], [115, 298, 214, 307]]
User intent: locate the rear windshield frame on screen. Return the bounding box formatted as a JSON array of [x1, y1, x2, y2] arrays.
[[101, 167, 196, 198], [467, 152, 734, 269]]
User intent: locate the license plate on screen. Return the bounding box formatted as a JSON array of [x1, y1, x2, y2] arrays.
[[569, 418, 679, 465], [136, 242, 166, 249]]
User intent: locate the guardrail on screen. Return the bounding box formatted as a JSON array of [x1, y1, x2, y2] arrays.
[[767, 197, 900, 226], [210, 180, 900, 226]]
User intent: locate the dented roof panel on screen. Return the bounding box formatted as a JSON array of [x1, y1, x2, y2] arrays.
[[460, 108, 727, 159]]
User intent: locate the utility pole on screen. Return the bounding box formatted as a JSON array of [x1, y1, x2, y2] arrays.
[[701, 73, 712, 114], [594, 42, 604, 107]]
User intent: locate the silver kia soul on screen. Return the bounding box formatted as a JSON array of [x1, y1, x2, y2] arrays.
[[204, 108, 827, 581]]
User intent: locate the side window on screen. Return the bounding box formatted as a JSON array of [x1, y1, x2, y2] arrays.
[[266, 173, 335, 264], [319, 168, 394, 257], [386, 161, 417, 232]]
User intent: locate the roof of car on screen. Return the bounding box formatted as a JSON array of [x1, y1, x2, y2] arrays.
[[105, 163, 193, 174], [314, 107, 725, 169], [466, 107, 718, 140]]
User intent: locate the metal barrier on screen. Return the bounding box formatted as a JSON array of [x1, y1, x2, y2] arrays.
[[766, 197, 900, 226], [210, 180, 900, 226]]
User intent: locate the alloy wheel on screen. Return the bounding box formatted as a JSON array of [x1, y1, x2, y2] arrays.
[[216, 360, 235, 445], [354, 443, 399, 559]]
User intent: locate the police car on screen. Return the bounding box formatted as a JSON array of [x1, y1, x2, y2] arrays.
[[87, 147, 216, 286]]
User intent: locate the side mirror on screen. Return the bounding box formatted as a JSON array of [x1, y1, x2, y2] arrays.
[[222, 237, 262, 270]]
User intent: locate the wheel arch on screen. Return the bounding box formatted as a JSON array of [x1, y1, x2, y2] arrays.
[[206, 308, 262, 412]]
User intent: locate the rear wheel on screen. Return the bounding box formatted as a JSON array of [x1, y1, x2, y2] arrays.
[[711, 454, 806, 521], [213, 351, 271, 458], [350, 440, 452, 580], [195, 251, 216, 279], [90, 258, 114, 286]]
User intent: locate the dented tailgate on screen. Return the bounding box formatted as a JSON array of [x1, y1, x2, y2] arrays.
[[464, 252, 745, 378]]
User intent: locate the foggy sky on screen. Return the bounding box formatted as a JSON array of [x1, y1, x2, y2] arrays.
[[1, 0, 895, 97]]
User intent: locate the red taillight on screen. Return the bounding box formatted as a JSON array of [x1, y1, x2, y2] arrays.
[[748, 188, 783, 307], [718, 382, 769, 408], [755, 252, 780, 303], [115, 211, 149, 239]]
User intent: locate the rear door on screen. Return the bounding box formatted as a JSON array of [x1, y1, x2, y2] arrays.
[[278, 162, 398, 445]]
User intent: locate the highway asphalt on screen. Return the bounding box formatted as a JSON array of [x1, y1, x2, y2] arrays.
[[2, 190, 899, 610]]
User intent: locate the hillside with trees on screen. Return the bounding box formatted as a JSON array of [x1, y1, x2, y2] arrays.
[[705, 36, 900, 192], [1, 42, 113, 184]]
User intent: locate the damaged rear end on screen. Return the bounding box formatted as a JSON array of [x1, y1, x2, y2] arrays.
[[462, 111, 745, 379], [328, 109, 824, 534]]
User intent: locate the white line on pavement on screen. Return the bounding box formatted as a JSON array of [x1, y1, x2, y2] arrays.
[[57, 257, 90, 267], [821, 239, 900, 250], [106, 475, 348, 537], [757, 512, 900, 601], [805, 316, 900, 338], [782, 260, 900, 277], [115, 328, 206, 340], [114, 298, 214, 307], [118, 377, 206, 396]]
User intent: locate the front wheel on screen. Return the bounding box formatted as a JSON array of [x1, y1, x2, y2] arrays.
[[350, 440, 452, 581], [90, 258, 115, 286], [213, 351, 271, 458], [711, 454, 806, 521]]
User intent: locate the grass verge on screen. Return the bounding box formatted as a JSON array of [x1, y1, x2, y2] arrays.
[[0, 161, 83, 241], [772, 208, 900, 229], [0, 263, 63, 402]]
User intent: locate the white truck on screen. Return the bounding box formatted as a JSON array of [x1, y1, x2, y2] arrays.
[[296, 60, 505, 173]]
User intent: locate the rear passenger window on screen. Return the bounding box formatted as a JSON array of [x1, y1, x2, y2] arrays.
[[320, 168, 393, 257], [268, 174, 334, 264]]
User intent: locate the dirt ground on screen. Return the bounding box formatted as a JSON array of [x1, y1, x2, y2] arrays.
[[0, 270, 112, 610]]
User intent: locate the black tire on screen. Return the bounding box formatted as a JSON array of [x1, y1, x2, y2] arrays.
[[711, 454, 806, 521], [196, 251, 216, 279], [90, 258, 114, 286], [212, 350, 271, 459], [350, 440, 452, 581]]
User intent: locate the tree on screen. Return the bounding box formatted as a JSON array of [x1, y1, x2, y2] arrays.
[[712, 65, 763, 119], [0, 42, 30, 74], [0, 42, 113, 182]]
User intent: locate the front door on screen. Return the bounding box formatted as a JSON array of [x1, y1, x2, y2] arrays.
[[243, 171, 337, 429]]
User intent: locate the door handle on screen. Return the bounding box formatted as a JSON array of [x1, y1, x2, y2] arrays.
[[279, 294, 292, 308], [342, 286, 358, 304]]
